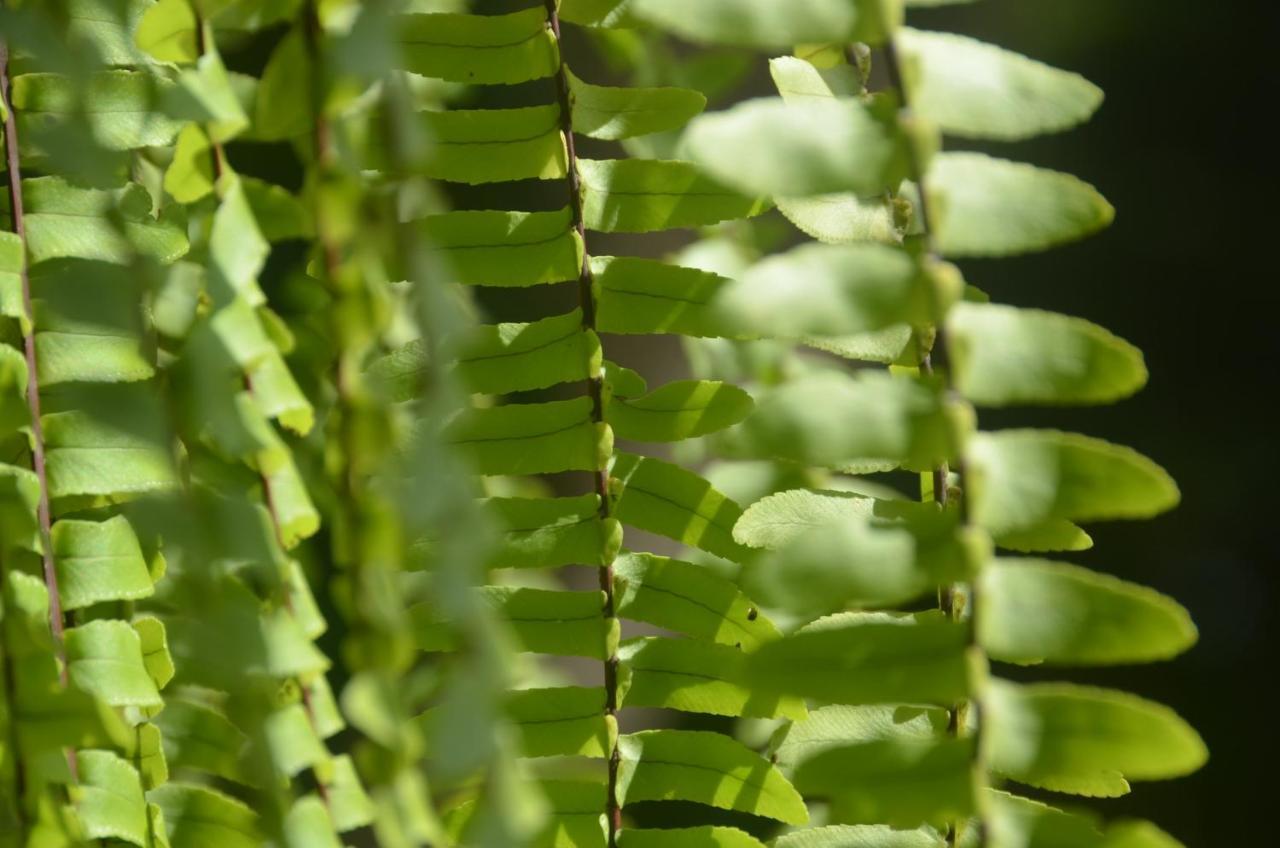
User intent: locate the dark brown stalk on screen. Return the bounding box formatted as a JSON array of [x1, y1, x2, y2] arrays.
[[541, 3, 622, 842], [1, 40, 67, 663]]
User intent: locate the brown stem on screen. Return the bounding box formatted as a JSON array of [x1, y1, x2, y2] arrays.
[[882, 35, 984, 848], [542, 3, 622, 841], [245, 376, 333, 811], [1, 40, 67, 665]]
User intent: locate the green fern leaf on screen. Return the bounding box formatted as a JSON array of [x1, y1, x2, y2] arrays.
[[744, 612, 971, 706], [619, 637, 806, 720], [898, 28, 1103, 140], [579, 159, 770, 233], [421, 208, 583, 287], [614, 552, 781, 649], [979, 558, 1197, 665], [568, 69, 706, 140], [611, 453, 751, 562], [948, 303, 1147, 406], [984, 681, 1208, 797], [630, 0, 900, 49], [394, 8, 560, 85], [617, 729, 808, 824], [928, 153, 1114, 257], [968, 429, 1180, 536], [792, 735, 975, 828], [606, 379, 754, 442], [680, 97, 911, 198]]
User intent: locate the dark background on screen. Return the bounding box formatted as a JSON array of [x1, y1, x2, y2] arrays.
[[908, 1, 1277, 842]]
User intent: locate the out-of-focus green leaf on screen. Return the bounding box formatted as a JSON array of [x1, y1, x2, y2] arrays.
[[135, 0, 198, 63], [980, 791, 1105, 848], [151, 783, 261, 848], [680, 97, 910, 199], [737, 490, 975, 614], [792, 736, 975, 828], [767, 56, 904, 244], [1101, 821, 1186, 848], [712, 243, 948, 338], [967, 430, 1179, 537], [31, 258, 153, 386], [984, 680, 1208, 797], [745, 612, 971, 706], [928, 153, 1114, 257], [980, 558, 1196, 665], [1, 178, 188, 266], [152, 698, 248, 784], [898, 28, 1102, 140], [630, 0, 900, 49], [75, 749, 150, 846], [770, 704, 949, 777], [948, 303, 1147, 406], [718, 371, 958, 472]]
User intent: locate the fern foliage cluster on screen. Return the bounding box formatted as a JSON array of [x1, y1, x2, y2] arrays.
[[0, 1, 1204, 847]]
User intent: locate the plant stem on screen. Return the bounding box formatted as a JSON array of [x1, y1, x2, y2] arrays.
[[542, 3, 622, 842], [881, 35, 984, 847], [1, 40, 67, 667]]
